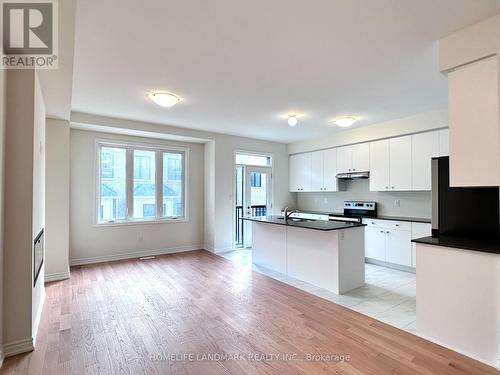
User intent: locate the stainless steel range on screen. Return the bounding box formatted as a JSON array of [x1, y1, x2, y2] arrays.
[[328, 201, 377, 223]]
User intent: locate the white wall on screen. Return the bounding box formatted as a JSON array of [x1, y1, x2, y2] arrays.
[[3, 70, 45, 355], [45, 119, 70, 281], [32, 74, 46, 341], [0, 64, 6, 364], [297, 179, 431, 218], [287, 109, 447, 154], [70, 112, 296, 254], [212, 134, 294, 252], [204, 141, 215, 251], [416, 243, 500, 368], [69, 129, 205, 264]]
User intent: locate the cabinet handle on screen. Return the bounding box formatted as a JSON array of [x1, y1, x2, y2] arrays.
[[391, 186, 395, 189], [395, 224, 399, 227], [385, 186, 389, 189], [371, 222, 375, 224], [380, 230, 384, 233], [386, 231, 390, 234]]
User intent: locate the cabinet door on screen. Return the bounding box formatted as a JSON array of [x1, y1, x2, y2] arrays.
[[365, 226, 386, 261], [289, 153, 311, 192], [412, 132, 439, 191], [448, 56, 499, 187], [439, 128, 449, 157], [411, 223, 431, 268], [289, 154, 300, 192], [310, 151, 324, 191], [337, 146, 352, 173], [389, 136, 412, 191], [352, 143, 370, 172], [323, 148, 338, 191], [369, 139, 390, 191], [386, 229, 412, 266]]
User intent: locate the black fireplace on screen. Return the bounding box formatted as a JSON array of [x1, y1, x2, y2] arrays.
[[34, 229, 44, 286]]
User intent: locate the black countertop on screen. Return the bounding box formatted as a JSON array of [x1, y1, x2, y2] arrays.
[[242, 216, 365, 232], [294, 210, 431, 224], [412, 235, 500, 255]]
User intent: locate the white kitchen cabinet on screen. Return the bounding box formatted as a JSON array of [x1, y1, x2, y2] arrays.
[[337, 143, 370, 173], [412, 131, 439, 190], [310, 151, 324, 191], [337, 146, 352, 174], [365, 226, 386, 261], [411, 222, 431, 268], [290, 149, 340, 192], [364, 218, 416, 268], [322, 148, 338, 191], [438, 128, 449, 157], [352, 143, 370, 172], [369, 139, 390, 191], [448, 56, 499, 187], [389, 136, 412, 191], [386, 229, 412, 267], [289, 153, 311, 192]]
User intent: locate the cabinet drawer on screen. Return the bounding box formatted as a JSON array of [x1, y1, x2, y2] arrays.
[[362, 219, 411, 231]]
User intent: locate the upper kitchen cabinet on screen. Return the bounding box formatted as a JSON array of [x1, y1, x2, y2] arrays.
[[290, 149, 340, 192], [369, 139, 390, 191], [448, 56, 499, 187], [412, 131, 439, 190], [322, 148, 339, 191], [337, 143, 369, 173], [289, 153, 312, 192], [438, 128, 449, 156], [370, 136, 411, 191], [389, 136, 412, 190]]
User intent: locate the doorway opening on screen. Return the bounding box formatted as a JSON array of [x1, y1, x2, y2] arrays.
[[234, 153, 272, 248]]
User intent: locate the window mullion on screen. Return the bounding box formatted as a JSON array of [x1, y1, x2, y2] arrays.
[[126, 147, 134, 220], [156, 150, 163, 220]]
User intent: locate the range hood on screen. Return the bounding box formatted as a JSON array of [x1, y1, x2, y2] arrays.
[[336, 171, 369, 180]]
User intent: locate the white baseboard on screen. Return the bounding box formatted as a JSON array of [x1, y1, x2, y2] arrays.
[[365, 258, 416, 274], [214, 245, 236, 254], [203, 243, 215, 253], [0, 347, 4, 368], [3, 337, 34, 357], [417, 332, 500, 370], [45, 271, 70, 282], [69, 244, 204, 266]]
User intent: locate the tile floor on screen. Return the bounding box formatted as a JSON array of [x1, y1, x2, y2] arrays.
[[219, 249, 417, 334]]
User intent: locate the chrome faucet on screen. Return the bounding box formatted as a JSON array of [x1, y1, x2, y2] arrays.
[[283, 207, 299, 220]]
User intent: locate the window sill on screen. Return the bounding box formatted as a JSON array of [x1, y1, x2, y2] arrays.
[[94, 217, 189, 228]]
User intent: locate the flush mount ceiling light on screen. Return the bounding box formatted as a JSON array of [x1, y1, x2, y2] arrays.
[[288, 115, 298, 127], [334, 116, 357, 128], [149, 91, 183, 108]]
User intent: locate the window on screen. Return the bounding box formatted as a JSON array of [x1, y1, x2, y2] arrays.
[[99, 147, 127, 222], [134, 153, 152, 180], [133, 150, 156, 219], [97, 142, 187, 224], [250, 173, 261, 187], [235, 153, 271, 167], [163, 152, 184, 218]]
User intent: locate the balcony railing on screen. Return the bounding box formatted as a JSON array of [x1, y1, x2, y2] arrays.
[[235, 205, 267, 247]]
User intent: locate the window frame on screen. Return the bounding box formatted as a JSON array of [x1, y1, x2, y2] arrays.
[[95, 139, 189, 226]]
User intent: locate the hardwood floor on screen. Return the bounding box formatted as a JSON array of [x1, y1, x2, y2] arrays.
[[1, 250, 497, 374]]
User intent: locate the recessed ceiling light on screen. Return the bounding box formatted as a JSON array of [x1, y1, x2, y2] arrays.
[[334, 116, 357, 127], [149, 91, 183, 108], [288, 115, 298, 127]]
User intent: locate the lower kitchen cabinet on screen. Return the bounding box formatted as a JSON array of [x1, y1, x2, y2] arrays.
[[365, 226, 386, 261], [385, 229, 412, 267], [364, 218, 428, 269]]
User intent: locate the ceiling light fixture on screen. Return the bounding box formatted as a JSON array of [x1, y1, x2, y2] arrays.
[[334, 116, 357, 128], [288, 115, 298, 127], [149, 91, 183, 108]]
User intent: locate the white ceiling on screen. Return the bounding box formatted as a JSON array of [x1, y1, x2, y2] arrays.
[[72, 0, 500, 143]]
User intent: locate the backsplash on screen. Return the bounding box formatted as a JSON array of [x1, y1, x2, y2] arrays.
[[297, 179, 431, 218]]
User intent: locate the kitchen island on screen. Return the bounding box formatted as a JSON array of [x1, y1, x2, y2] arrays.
[[242, 216, 365, 294]]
